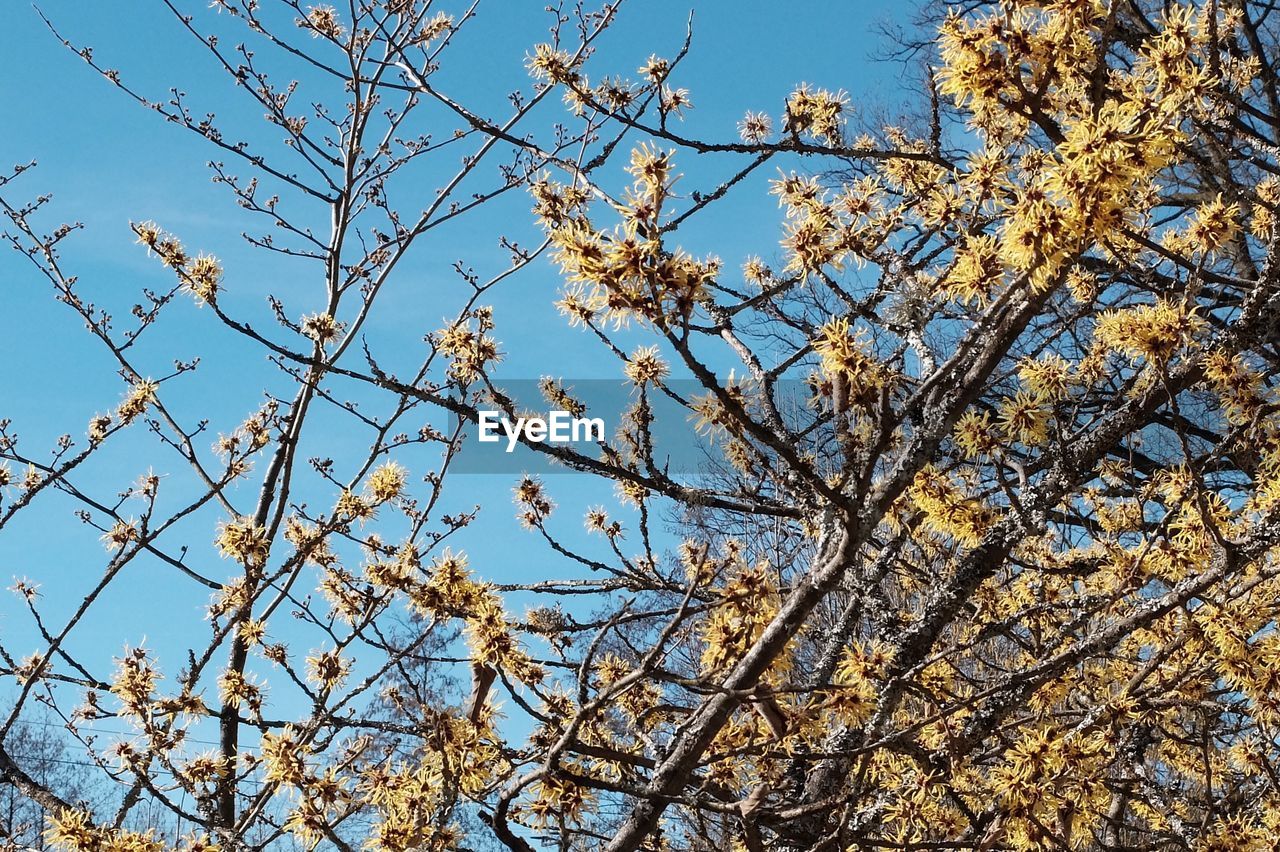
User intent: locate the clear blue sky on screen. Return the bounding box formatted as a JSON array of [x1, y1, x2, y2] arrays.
[[0, 0, 910, 741]]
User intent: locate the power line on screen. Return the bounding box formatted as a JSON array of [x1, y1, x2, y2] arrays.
[[10, 716, 229, 748], [3, 751, 99, 769], [3, 751, 265, 788]]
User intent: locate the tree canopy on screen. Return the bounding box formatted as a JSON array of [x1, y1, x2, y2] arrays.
[[5, 1, 1280, 850]]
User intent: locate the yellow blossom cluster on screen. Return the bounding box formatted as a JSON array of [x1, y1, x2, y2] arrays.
[[133, 221, 221, 303], [909, 464, 996, 548], [1095, 299, 1202, 363], [434, 307, 499, 383]]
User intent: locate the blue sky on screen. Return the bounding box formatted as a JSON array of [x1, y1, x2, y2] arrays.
[[0, 0, 910, 747]]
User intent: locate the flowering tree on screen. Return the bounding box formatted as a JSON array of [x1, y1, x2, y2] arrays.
[[5, 0, 1280, 850]]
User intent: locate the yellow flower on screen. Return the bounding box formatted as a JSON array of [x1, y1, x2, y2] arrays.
[[1017, 354, 1073, 402], [101, 518, 140, 552], [300, 312, 342, 346], [215, 516, 271, 567], [306, 647, 351, 691], [365, 461, 407, 503], [783, 84, 848, 144], [941, 234, 1002, 303], [997, 392, 1050, 446], [261, 726, 309, 787], [954, 409, 1000, 459], [624, 345, 668, 385], [1185, 195, 1241, 257], [1095, 299, 1202, 363], [303, 5, 344, 39], [117, 379, 158, 425], [812, 317, 886, 404], [185, 254, 222, 303]]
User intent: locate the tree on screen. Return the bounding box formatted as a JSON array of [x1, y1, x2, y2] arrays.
[[5, 0, 1280, 850], [1, 712, 96, 850]]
